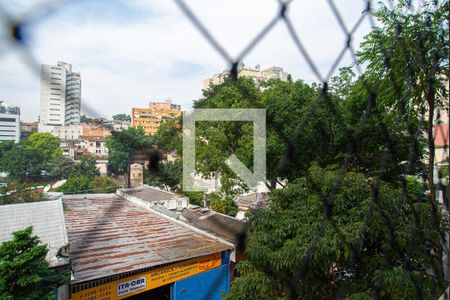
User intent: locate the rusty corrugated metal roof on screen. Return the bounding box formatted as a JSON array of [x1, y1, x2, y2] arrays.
[[63, 194, 231, 283]]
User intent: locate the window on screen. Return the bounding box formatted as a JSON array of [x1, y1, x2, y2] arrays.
[[0, 118, 16, 122]]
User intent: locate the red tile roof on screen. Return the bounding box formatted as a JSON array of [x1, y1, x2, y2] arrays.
[[63, 195, 231, 283]]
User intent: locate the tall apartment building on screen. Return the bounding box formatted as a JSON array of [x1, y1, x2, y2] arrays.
[[204, 63, 288, 89], [131, 100, 181, 135], [39, 61, 81, 126], [0, 101, 20, 143]]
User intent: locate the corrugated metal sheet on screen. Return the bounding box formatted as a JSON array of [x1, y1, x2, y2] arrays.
[[120, 185, 176, 202], [63, 195, 231, 283], [179, 208, 246, 244], [0, 199, 69, 267]]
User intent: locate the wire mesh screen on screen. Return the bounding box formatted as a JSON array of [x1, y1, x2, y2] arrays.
[[0, 0, 448, 299]]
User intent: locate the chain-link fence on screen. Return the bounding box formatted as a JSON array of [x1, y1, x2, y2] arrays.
[[0, 0, 449, 299]]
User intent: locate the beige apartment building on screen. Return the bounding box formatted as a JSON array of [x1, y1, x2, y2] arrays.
[[131, 100, 181, 135], [204, 63, 288, 90]]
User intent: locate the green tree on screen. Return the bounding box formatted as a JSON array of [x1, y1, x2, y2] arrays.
[[0, 133, 64, 182], [184, 191, 203, 206], [330, 68, 425, 182], [70, 156, 100, 179], [0, 145, 47, 181], [357, 0, 449, 281], [194, 75, 416, 196], [56, 175, 93, 194], [25, 132, 62, 161], [106, 127, 149, 173], [92, 176, 118, 193], [0, 183, 48, 206], [145, 161, 181, 192], [80, 115, 93, 124], [152, 117, 182, 154], [0, 227, 67, 299], [0, 141, 14, 158], [56, 156, 103, 194], [112, 114, 131, 122], [209, 193, 238, 217], [57, 175, 118, 194], [226, 165, 441, 299], [48, 156, 74, 180]]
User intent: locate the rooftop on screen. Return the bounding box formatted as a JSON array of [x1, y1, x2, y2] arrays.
[[119, 185, 178, 202], [178, 207, 246, 245], [63, 194, 231, 283], [0, 199, 69, 267], [0, 101, 20, 115], [235, 192, 268, 210]]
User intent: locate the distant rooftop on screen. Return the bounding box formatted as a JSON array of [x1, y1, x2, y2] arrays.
[[0, 199, 68, 267], [235, 192, 268, 210], [178, 207, 246, 245], [0, 101, 20, 115], [63, 194, 231, 283], [119, 185, 178, 202]]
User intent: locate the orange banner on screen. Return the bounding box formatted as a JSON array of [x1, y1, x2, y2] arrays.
[[72, 253, 222, 300]]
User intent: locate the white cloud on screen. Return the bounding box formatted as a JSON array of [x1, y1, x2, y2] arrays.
[[0, 0, 375, 121]]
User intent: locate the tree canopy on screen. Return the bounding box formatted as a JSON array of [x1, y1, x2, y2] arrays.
[[0, 227, 67, 299], [106, 127, 149, 173], [112, 114, 131, 122], [69, 156, 100, 179], [226, 165, 440, 299], [0, 133, 63, 182], [209, 193, 238, 217], [193, 72, 417, 197], [145, 160, 181, 192], [218, 0, 448, 298]]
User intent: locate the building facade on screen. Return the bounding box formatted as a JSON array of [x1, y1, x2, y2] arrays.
[[131, 100, 181, 135], [39, 61, 81, 126], [82, 123, 111, 138], [20, 121, 38, 140], [79, 136, 108, 157], [38, 123, 111, 142], [204, 63, 288, 89], [0, 102, 20, 143]]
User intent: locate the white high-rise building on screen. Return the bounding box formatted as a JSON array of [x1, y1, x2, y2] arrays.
[[0, 101, 20, 143], [39, 61, 81, 126]]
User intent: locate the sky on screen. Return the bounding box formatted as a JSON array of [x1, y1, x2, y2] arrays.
[[0, 0, 376, 121]]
